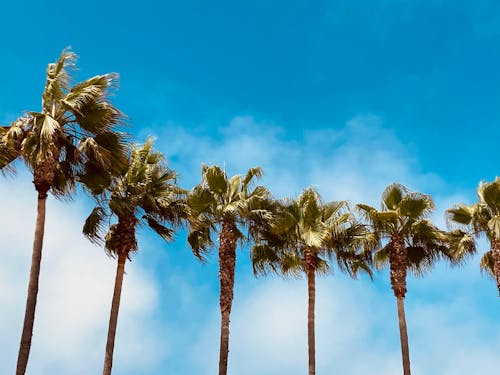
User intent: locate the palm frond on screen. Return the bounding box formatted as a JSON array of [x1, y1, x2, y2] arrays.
[[398, 192, 434, 219], [251, 243, 280, 276], [83, 206, 107, 245], [479, 250, 495, 278], [382, 183, 407, 210], [446, 204, 474, 228], [203, 164, 228, 195], [144, 215, 174, 241]]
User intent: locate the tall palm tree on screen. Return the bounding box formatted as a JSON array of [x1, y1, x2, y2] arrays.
[[357, 183, 450, 375], [446, 177, 500, 296], [0, 49, 126, 375], [187, 165, 272, 375], [252, 188, 373, 375], [83, 139, 186, 375]]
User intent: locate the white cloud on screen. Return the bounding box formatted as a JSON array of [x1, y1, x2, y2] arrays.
[[159, 115, 444, 206]]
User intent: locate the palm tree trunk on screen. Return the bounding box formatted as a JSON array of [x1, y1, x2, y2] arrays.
[[396, 296, 411, 375], [102, 252, 127, 375], [218, 219, 237, 375], [390, 237, 411, 375], [307, 267, 316, 375], [16, 193, 47, 375]]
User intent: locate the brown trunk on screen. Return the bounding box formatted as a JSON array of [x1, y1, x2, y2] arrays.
[[307, 266, 316, 375], [492, 240, 500, 297], [16, 192, 47, 375], [218, 219, 237, 375], [397, 296, 411, 375], [390, 237, 411, 375], [102, 252, 127, 375]]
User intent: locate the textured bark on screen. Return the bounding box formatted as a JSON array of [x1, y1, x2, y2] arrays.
[[307, 265, 316, 375], [390, 237, 411, 375], [397, 297, 411, 375], [492, 240, 500, 297], [218, 219, 237, 375], [304, 248, 317, 375], [33, 159, 56, 199], [16, 192, 48, 375], [390, 237, 407, 298], [102, 252, 127, 375]]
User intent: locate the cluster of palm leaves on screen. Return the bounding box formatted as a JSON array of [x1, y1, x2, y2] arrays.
[[1, 50, 499, 375]]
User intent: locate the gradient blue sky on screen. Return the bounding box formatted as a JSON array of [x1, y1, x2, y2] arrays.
[[0, 1, 499, 374]]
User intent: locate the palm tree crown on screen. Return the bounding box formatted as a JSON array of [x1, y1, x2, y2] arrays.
[[83, 138, 186, 255], [447, 177, 500, 295], [252, 188, 373, 375], [187, 165, 272, 257], [1, 48, 126, 197], [252, 188, 373, 278], [357, 183, 449, 296]]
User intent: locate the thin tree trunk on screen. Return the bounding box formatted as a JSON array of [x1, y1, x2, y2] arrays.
[[102, 252, 127, 375], [307, 267, 316, 375], [390, 237, 411, 375], [396, 296, 411, 375], [16, 193, 47, 375], [218, 219, 237, 375]]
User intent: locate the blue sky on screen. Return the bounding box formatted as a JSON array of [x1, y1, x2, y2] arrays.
[[0, 1, 499, 374]]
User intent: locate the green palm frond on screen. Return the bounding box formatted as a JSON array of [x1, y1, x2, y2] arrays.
[[187, 220, 214, 260], [188, 186, 216, 214], [251, 244, 280, 276], [478, 178, 500, 215], [446, 204, 474, 228], [374, 243, 391, 269], [203, 164, 228, 195], [242, 166, 263, 187], [382, 183, 407, 210], [42, 48, 76, 112], [280, 251, 305, 278], [0, 120, 24, 174], [83, 206, 107, 245], [143, 215, 175, 241], [446, 229, 476, 264], [479, 250, 495, 278], [398, 192, 434, 219]]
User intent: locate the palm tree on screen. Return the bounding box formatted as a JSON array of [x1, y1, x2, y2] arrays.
[[83, 138, 186, 375], [446, 177, 500, 296], [0, 49, 126, 375], [186, 165, 272, 375], [357, 183, 450, 375], [252, 188, 373, 375]]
